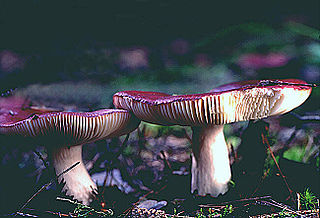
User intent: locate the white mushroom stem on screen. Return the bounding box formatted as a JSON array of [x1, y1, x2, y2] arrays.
[[50, 145, 98, 205], [191, 125, 231, 196]]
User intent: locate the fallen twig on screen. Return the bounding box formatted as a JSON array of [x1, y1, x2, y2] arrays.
[[122, 189, 155, 216], [15, 162, 80, 216], [257, 199, 300, 216], [261, 132, 295, 204], [14, 212, 38, 217], [33, 149, 49, 169], [199, 195, 272, 208], [56, 197, 113, 217]]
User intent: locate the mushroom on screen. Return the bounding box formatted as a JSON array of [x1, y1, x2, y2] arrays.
[[113, 79, 312, 197], [0, 100, 140, 205]]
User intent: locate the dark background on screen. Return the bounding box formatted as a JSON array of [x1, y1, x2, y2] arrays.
[[0, 0, 319, 90], [1, 1, 319, 47]]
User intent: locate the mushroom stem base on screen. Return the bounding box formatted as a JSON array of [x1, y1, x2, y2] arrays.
[[50, 145, 97, 205], [191, 125, 231, 197]]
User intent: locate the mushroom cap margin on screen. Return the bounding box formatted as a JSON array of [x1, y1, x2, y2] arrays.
[[0, 108, 140, 146], [113, 79, 312, 126]]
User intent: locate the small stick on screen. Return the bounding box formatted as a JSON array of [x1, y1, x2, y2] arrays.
[[262, 199, 299, 215], [154, 184, 167, 195], [33, 149, 49, 169], [122, 189, 154, 215], [15, 212, 38, 217], [160, 150, 172, 170], [16, 162, 80, 215], [261, 133, 295, 204], [55, 161, 80, 179], [121, 133, 130, 147], [297, 192, 301, 210], [122, 184, 168, 215], [45, 210, 70, 217], [199, 195, 272, 207], [56, 196, 84, 205]]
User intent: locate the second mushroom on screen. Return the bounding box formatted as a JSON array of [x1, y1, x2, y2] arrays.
[[113, 79, 312, 197], [0, 99, 140, 205]]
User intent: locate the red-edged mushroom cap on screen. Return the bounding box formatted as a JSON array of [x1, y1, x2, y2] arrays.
[[0, 97, 140, 205], [0, 105, 140, 145], [113, 79, 312, 126]]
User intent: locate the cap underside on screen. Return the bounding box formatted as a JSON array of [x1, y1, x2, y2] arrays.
[[0, 108, 139, 146], [113, 79, 312, 126]]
